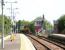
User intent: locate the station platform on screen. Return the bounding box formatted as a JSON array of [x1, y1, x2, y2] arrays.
[[0, 34, 36, 50]]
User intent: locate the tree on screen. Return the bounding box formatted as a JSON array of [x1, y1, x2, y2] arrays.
[[4, 15, 11, 35], [0, 15, 11, 35], [16, 20, 22, 33], [16, 20, 30, 33], [57, 15, 65, 33], [45, 20, 53, 31], [29, 21, 35, 33]]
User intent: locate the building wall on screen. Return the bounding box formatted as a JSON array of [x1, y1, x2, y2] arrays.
[[35, 21, 43, 32]]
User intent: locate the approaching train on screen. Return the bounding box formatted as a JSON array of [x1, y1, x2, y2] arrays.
[[20, 25, 31, 34], [48, 34, 65, 43]]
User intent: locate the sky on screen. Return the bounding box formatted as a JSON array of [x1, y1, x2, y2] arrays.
[[0, 0, 65, 24]]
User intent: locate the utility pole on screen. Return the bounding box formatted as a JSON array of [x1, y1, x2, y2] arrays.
[[1, 1, 17, 48], [6, 1, 17, 34], [12, 8, 18, 33], [6, 1, 17, 19], [7, 8, 18, 33], [1, 0, 4, 48]]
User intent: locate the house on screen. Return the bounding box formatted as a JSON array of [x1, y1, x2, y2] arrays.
[[34, 17, 43, 32], [34, 16, 45, 36]]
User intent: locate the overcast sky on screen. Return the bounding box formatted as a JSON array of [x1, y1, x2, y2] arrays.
[[0, 0, 65, 24]]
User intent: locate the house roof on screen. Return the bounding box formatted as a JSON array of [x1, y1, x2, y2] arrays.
[[34, 17, 43, 21]]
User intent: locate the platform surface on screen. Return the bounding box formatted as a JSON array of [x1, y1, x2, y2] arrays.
[[0, 34, 35, 50]]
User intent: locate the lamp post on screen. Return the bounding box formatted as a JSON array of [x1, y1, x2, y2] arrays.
[[1, 0, 4, 48], [12, 8, 18, 34], [5, 1, 17, 34], [7, 8, 18, 33], [5, 1, 17, 20]]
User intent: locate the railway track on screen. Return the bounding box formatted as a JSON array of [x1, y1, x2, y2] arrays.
[[48, 37, 65, 45], [28, 36, 50, 50], [39, 36, 65, 49], [27, 34, 64, 50]]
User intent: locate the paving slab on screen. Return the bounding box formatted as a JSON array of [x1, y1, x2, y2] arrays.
[[0, 34, 36, 50], [0, 34, 20, 50]]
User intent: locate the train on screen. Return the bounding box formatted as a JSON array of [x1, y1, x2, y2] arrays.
[[20, 25, 32, 34]]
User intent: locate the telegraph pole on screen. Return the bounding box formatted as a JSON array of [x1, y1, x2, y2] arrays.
[[1, 0, 4, 48]]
